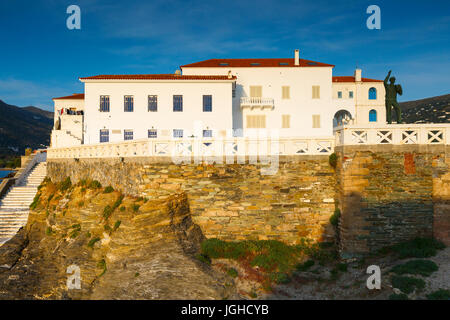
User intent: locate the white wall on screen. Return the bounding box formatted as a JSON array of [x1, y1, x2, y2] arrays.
[[83, 80, 233, 144], [182, 66, 343, 137]]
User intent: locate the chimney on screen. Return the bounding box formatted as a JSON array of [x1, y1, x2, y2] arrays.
[[354, 68, 362, 82], [227, 70, 232, 79], [294, 49, 300, 66]]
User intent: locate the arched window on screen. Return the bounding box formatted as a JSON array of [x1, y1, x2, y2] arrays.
[[369, 109, 377, 122], [369, 87, 377, 100]]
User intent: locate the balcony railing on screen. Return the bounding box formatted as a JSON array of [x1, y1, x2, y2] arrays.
[[240, 97, 274, 109]]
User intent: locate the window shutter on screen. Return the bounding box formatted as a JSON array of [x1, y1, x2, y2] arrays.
[[282, 115, 290, 128], [282, 86, 290, 99], [250, 86, 262, 98], [312, 86, 320, 99], [312, 115, 321, 128]]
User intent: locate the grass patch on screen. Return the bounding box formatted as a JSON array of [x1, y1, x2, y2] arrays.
[[426, 289, 450, 300], [270, 272, 291, 284], [103, 186, 114, 193], [295, 259, 315, 272], [389, 238, 446, 258], [30, 193, 41, 210], [89, 180, 102, 189], [97, 259, 107, 277], [113, 220, 121, 232], [45, 226, 53, 236], [391, 275, 425, 294], [227, 268, 238, 278], [87, 237, 101, 248], [59, 177, 72, 192], [196, 253, 212, 265], [391, 259, 438, 277], [103, 205, 113, 220], [389, 293, 409, 300]]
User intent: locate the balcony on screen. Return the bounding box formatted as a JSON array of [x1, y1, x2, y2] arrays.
[[240, 97, 274, 110]]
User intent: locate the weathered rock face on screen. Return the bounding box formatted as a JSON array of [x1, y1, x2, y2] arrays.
[[47, 157, 338, 245], [336, 145, 450, 256], [0, 182, 238, 299]]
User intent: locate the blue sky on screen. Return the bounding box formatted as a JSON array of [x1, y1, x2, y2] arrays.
[[0, 0, 449, 111]]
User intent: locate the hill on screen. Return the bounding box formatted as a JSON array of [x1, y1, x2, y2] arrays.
[[0, 100, 53, 155], [400, 94, 450, 124]]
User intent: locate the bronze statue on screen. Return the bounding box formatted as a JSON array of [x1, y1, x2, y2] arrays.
[[384, 70, 403, 124]]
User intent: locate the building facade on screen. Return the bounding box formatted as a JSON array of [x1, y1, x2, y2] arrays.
[[50, 50, 386, 148]]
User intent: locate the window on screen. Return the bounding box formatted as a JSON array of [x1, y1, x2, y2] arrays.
[[312, 86, 320, 99], [148, 95, 157, 112], [312, 115, 321, 128], [282, 86, 290, 99], [203, 130, 212, 138], [124, 129, 133, 140], [337, 91, 342, 99], [250, 62, 261, 66], [100, 95, 110, 112], [124, 96, 134, 112], [250, 86, 262, 98], [173, 129, 183, 138], [100, 129, 109, 143], [279, 62, 289, 66], [246, 115, 266, 128], [148, 129, 157, 138], [349, 91, 354, 98], [203, 95, 212, 112], [282, 115, 290, 128], [369, 109, 377, 122], [219, 62, 229, 66], [232, 83, 236, 98], [173, 95, 183, 112], [369, 87, 377, 100]]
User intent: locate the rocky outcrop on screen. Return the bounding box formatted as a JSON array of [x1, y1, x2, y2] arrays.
[[0, 181, 238, 299]]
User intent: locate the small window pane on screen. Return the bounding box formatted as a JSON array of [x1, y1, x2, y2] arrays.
[[124, 96, 134, 112], [369, 109, 377, 122], [173, 129, 183, 138], [173, 95, 183, 112], [100, 96, 110, 112], [203, 95, 212, 112], [148, 129, 157, 138], [148, 95, 157, 112], [203, 130, 212, 138], [369, 88, 377, 100], [338, 91, 342, 99], [349, 91, 354, 98], [100, 129, 109, 143], [124, 129, 133, 140]]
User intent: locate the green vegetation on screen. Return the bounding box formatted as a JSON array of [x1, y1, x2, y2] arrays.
[[391, 275, 425, 294], [29, 193, 41, 210], [389, 293, 409, 300], [104, 225, 112, 232], [295, 259, 315, 272], [227, 268, 238, 278], [196, 253, 212, 265], [97, 259, 107, 277], [45, 226, 53, 236], [132, 204, 140, 212], [113, 220, 121, 232], [391, 259, 438, 277], [329, 209, 340, 227], [59, 177, 72, 192], [270, 272, 291, 284], [426, 289, 450, 300], [134, 272, 140, 277], [389, 237, 445, 258], [119, 206, 126, 212], [328, 153, 337, 168], [89, 180, 102, 189], [103, 194, 124, 220], [87, 237, 101, 248], [103, 186, 114, 193], [69, 231, 79, 238]]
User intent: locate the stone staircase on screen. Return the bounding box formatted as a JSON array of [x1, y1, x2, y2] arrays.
[[0, 162, 47, 245]]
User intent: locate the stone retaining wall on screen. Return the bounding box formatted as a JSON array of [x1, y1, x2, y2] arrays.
[[47, 156, 337, 244], [335, 145, 450, 256]]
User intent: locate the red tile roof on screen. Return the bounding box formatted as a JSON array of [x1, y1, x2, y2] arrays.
[[53, 93, 85, 100], [79, 74, 236, 80], [180, 58, 334, 68], [333, 76, 382, 83]]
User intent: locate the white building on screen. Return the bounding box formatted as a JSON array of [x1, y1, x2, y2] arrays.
[[50, 50, 386, 148]]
